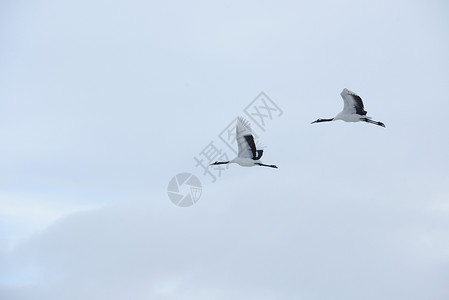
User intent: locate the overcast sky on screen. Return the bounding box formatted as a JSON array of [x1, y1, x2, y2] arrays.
[[1, 0, 449, 299]]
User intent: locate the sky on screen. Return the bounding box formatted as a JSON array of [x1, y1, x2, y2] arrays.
[[1, 0, 449, 299]]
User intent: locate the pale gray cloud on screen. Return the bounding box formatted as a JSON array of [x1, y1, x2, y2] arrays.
[[2, 179, 449, 300]]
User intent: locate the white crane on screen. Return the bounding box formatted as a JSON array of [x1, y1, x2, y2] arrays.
[[311, 88, 386, 127], [210, 117, 278, 168]]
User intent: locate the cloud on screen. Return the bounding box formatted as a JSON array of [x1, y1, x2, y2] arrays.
[[1, 177, 448, 300]]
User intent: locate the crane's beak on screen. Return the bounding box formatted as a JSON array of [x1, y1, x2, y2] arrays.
[[311, 120, 318, 124]]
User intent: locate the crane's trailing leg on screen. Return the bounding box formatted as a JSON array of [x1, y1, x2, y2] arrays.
[[256, 163, 278, 168], [360, 118, 386, 128]]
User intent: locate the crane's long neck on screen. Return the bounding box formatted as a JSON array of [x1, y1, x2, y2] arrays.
[[315, 118, 334, 123], [210, 161, 230, 165]]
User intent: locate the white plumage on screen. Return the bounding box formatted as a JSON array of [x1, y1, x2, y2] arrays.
[[210, 117, 277, 168], [312, 88, 386, 127], [235, 117, 254, 159]]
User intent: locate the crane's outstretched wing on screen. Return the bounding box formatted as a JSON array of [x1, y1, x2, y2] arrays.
[[236, 117, 255, 159], [340, 88, 367, 116], [243, 135, 263, 160]]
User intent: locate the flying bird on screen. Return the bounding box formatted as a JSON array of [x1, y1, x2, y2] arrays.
[[311, 88, 385, 127], [210, 117, 278, 168]]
